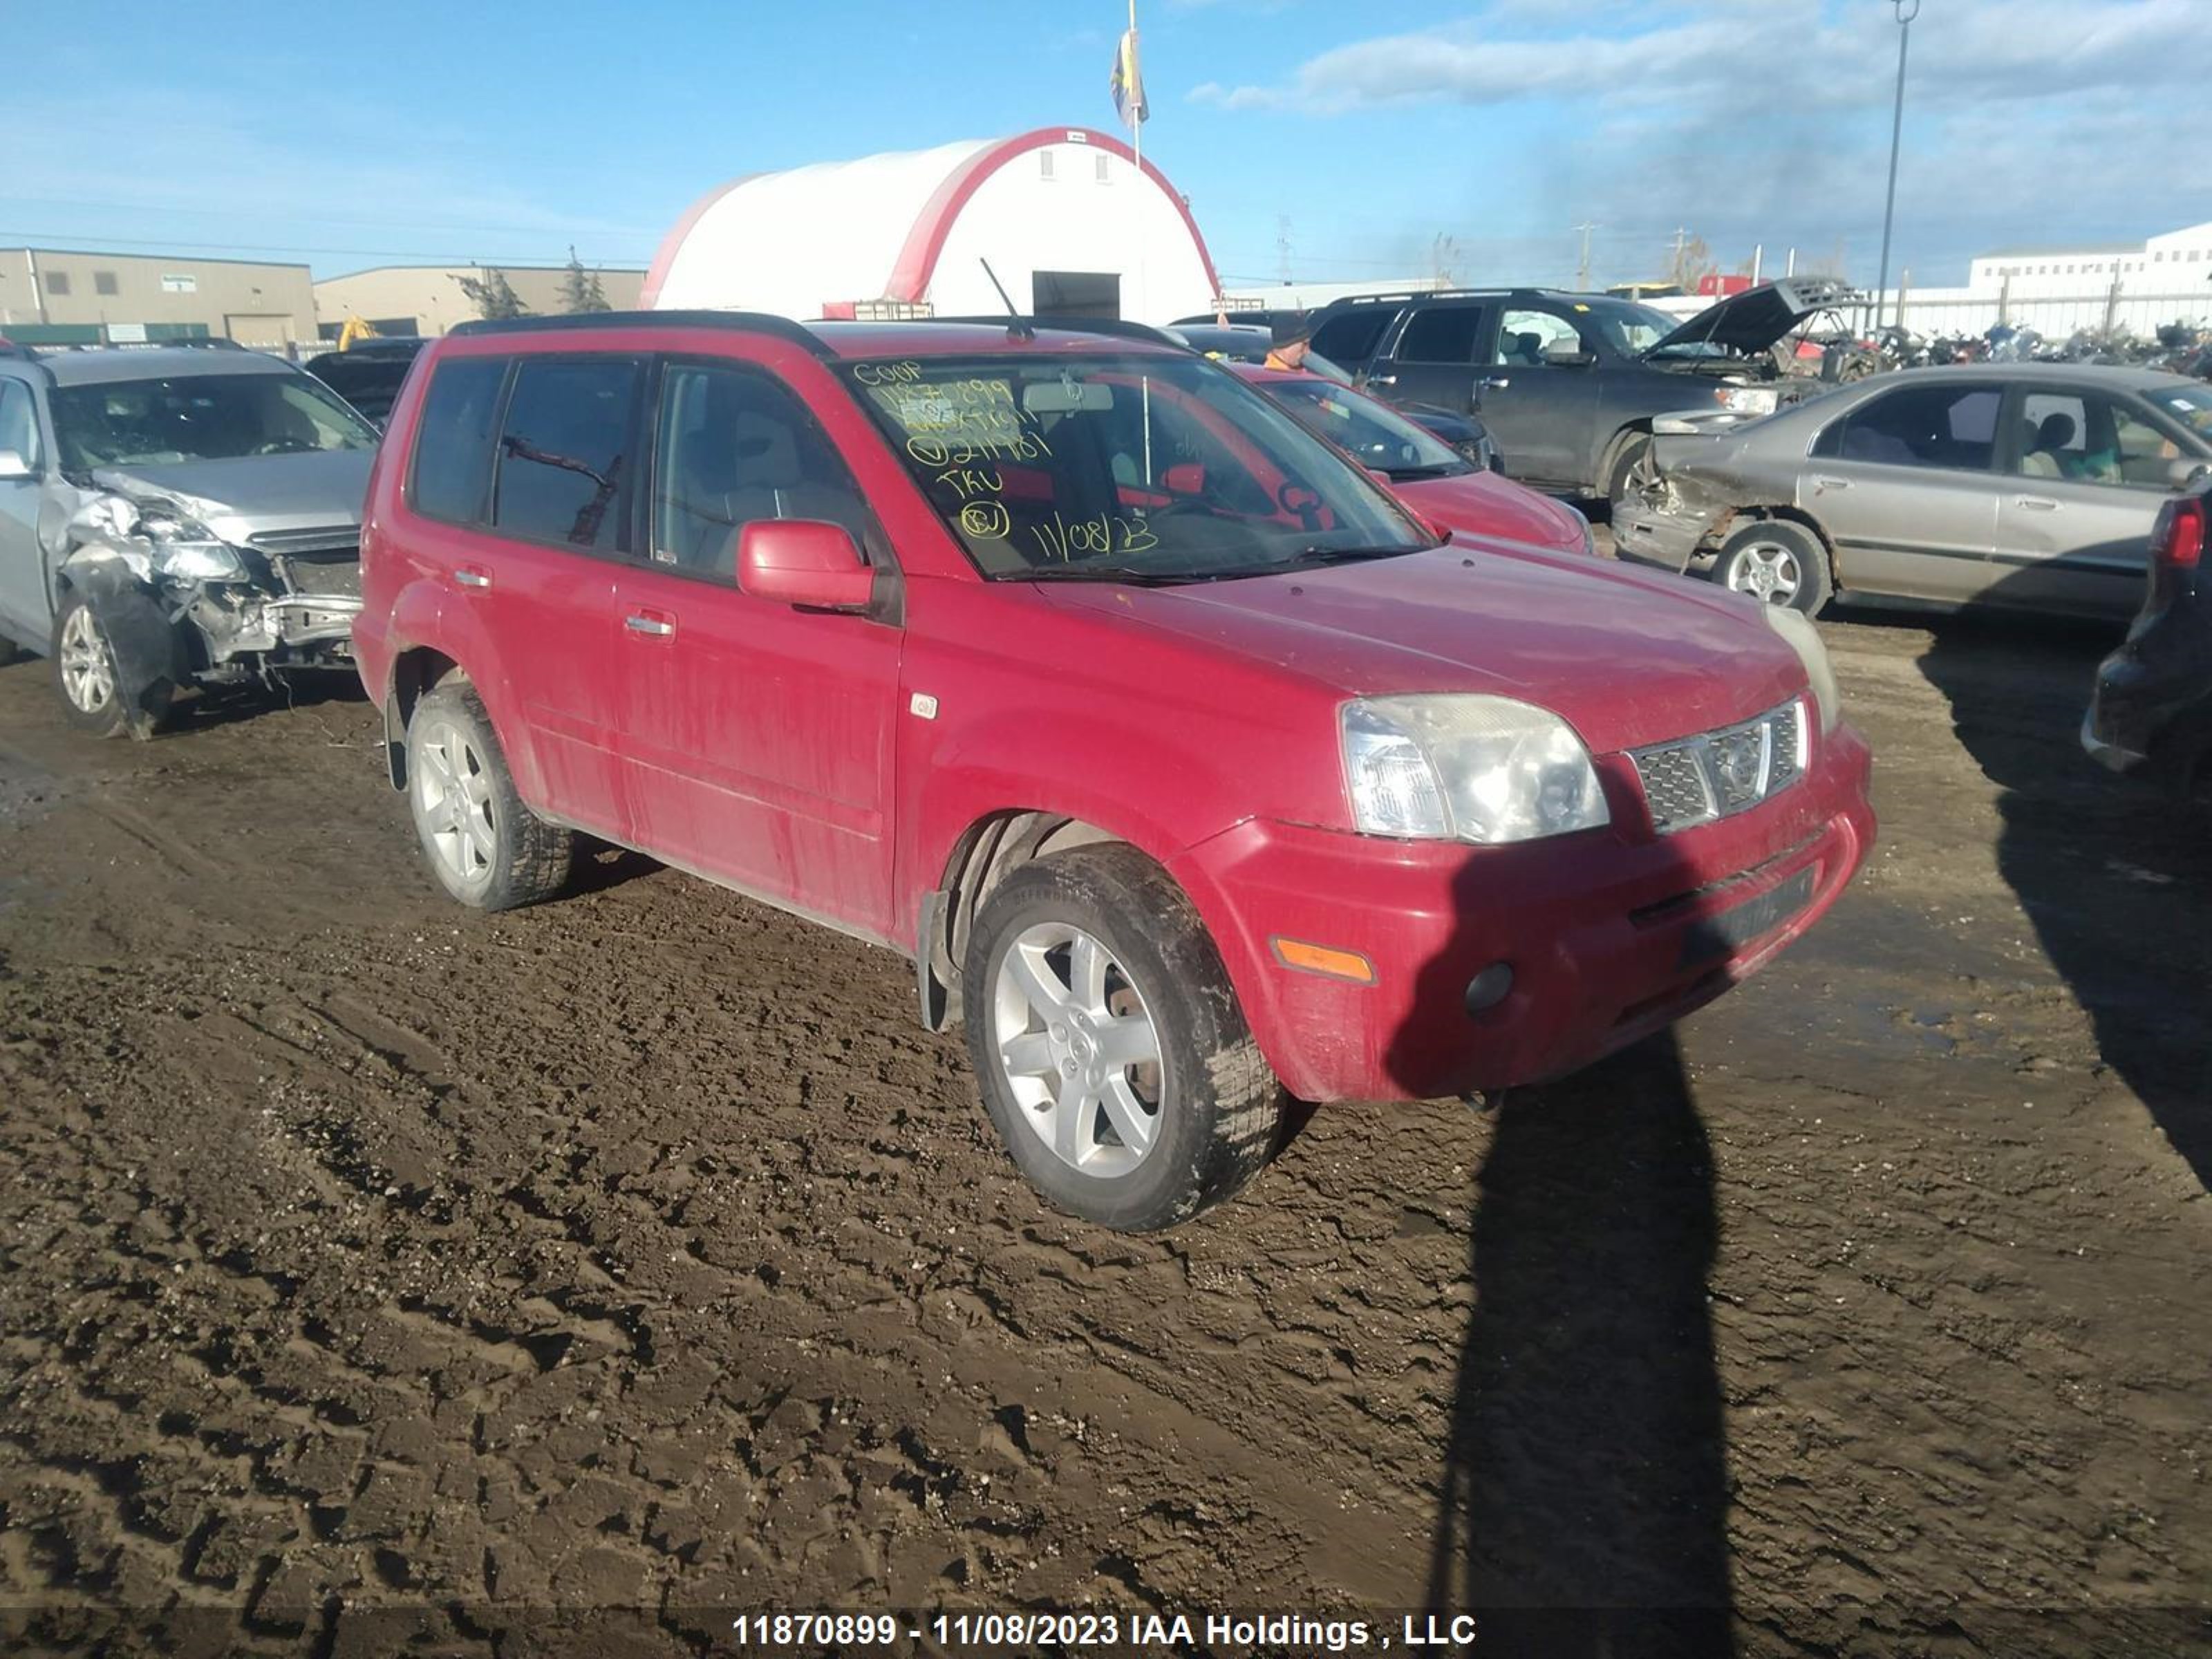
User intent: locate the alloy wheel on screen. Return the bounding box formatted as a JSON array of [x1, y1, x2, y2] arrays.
[[57, 605, 117, 715], [1727, 541, 1803, 606], [991, 922, 1164, 1177], [413, 722, 498, 887]]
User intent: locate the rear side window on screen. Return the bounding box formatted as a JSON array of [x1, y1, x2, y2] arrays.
[[1394, 304, 1485, 365], [493, 358, 640, 550], [1311, 309, 1391, 366], [410, 357, 507, 523]]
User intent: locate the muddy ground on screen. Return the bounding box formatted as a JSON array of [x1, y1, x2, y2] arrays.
[[0, 597, 2205, 1659]]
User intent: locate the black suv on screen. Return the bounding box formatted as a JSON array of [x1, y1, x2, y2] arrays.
[[1309, 280, 1854, 498]]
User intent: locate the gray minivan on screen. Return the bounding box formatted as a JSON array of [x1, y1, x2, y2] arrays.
[[0, 339, 376, 735], [1614, 364, 2212, 618]]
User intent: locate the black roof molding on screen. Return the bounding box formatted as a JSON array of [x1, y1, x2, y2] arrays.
[[447, 309, 832, 357]]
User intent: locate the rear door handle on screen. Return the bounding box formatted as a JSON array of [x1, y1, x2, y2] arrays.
[[456, 566, 491, 590], [624, 612, 675, 637], [1812, 476, 1851, 490], [1479, 375, 1511, 390], [2015, 496, 2060, 511]]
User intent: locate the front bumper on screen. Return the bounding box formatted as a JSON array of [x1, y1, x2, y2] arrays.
[[1172, 722, 1875, 1102], [1612, 495, 1721, 574]]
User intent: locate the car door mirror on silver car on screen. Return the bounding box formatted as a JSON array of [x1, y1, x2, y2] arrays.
[[2162, 458, 2210, 491], [0, 449, 33, 481]]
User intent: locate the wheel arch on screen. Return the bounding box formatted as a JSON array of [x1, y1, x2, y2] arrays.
[[381, 644, 467, 789]]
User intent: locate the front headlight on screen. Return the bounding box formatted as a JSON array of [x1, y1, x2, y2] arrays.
[[1342, 695, 1611, 844], [1761, 603, 1839, 734], [1715, 384, 1780, 416], [155, 541, 247, 581]]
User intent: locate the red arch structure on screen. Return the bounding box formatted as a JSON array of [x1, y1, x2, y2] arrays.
[[642, 126, 1222, 313]]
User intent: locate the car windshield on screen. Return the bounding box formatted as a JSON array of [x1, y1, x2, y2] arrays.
[[51, 371, 379, 470], [1580, 300, 1678, 356], [847, 352, 1435, 582], [1260, 377, 1471, 478], [2150, 382, 2212, 440]]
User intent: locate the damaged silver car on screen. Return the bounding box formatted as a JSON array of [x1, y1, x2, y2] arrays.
[[1613, 364, 2212, 619], [0, 339, 377, 736]]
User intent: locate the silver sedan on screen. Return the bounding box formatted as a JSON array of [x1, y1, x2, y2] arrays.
[[1613, 363, 2212, 617]]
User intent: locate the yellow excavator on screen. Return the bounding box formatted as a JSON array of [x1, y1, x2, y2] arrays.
[[335, 315, 380, 352]]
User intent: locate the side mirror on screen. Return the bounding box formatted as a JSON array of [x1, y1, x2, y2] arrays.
[[2164, 458, 2210, 491], [1541, 344, 1597, 368], [0, 449, 32, 481], [737, 519, 875, 611]]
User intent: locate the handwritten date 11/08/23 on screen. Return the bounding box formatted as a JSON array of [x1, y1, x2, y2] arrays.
[[1029, 511, 1159, 561]]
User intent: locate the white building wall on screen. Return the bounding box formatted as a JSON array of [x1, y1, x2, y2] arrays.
[[926, 140, 1214, 323]]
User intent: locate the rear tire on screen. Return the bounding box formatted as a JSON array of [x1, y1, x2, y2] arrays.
[[404, 682, 573, 910], [1713, 518, 1834, 616], [963, 845, 1288, 1232]]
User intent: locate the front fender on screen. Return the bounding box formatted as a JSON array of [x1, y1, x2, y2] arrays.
[[372, 576, 545, 806]]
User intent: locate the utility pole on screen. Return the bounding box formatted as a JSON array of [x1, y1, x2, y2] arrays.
[[1669, 226, 1690, 288], [1276, 215, 1293, 286], [1574, 221, 1597, 290], [1873, 0, 1920, 330]]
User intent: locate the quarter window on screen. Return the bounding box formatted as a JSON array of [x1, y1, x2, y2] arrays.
[[493, 358, 639, 550], [1394, 305, 1484, 365], [1812, 384, 2001, 471], [651, 364, 872, 577], [409, 357, 509, 525]]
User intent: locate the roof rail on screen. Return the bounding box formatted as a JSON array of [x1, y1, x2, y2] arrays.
[[1324, 285, 1575, 309], [448, 308, 832, 357], [926, 315, 1186, 348]]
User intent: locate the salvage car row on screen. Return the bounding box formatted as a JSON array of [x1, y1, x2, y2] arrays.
[[17, 304, 2193, 1234]]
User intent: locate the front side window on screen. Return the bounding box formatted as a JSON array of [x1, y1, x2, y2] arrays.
[[1490, 308, 1585, 366], [1812, 384, 2000, 471], [1262, 378, 1470, 478], [0, 379, 41, 468], [846, 352, 1434, 583], [1394, 305, 1485, 366], [50, 372, 378, 471], [2015, 391, 2184, 490], [492, 357, 639, 550], [651, 363, 872, 577], [410, 356, 508, 524]]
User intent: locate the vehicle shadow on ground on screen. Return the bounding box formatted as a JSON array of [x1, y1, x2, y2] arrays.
[[1423, 1033, 1734, 1656], [164, 673, 370, 734], [1914, 604, 2211, 1192]]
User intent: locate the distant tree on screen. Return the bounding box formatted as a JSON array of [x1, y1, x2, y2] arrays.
[[558, 247, 612, 314], [455, 266, 530, 321]]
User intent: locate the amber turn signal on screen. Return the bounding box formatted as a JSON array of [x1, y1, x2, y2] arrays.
[[1269, 937, 1377, 985]]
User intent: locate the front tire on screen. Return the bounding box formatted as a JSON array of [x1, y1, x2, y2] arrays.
[[1713, 518, 1834, 616], [51, 590, 172, 739], [1603, 433, 1653, 507], [405, 682, 573, 910], [962, 845, 1288, 1232]]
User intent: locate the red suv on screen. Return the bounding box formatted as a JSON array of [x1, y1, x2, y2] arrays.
[[356, 312, 1875, 1232]]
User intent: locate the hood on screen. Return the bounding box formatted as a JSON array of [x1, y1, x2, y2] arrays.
[[1393, 469, 1585, 552], [93, 449, 374, 543], [1041, 545, 1806, 753], [1646, 278, 1856, 360]]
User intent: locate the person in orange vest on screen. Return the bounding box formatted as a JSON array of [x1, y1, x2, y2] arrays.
[[1264, 314, 1313, 373]]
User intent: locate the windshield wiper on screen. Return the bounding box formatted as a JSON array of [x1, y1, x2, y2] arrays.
[[1011, 565, 1213, 586], [1384, 462, 1467, 480], [1278, 544, 1426, 569]]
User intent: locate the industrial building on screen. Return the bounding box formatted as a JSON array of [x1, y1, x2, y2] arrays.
[[0, 248, 317, 348], [645, 126, 1221, 324], [312, 263, 647, 339]]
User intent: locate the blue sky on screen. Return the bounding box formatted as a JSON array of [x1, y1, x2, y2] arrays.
[[6, 0, 2204, 294]]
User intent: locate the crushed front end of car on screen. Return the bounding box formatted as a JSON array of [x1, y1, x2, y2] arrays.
[[1610, 414, 1753, 574], [60, 474, 364, 729]]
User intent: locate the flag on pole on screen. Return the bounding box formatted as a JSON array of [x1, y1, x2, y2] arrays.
[[1109, 27, 1148, 127]]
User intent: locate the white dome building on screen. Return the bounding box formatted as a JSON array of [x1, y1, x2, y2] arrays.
[[642, 127, 1222, 326]]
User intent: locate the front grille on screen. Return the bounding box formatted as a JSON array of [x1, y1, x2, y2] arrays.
[[282, 558, 362, 599], [1631, 699, 1809, 834], [250, 525, 360, 558]]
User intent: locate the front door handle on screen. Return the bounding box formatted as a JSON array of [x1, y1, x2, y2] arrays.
[[624, 612, 675, 637], [456, 566, 491, 590], [1812, 476, 1851, 491], [1479, 375, 1511, 390], [1367, 373, 1398, 388], [2015, 496, 2060, 512]]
